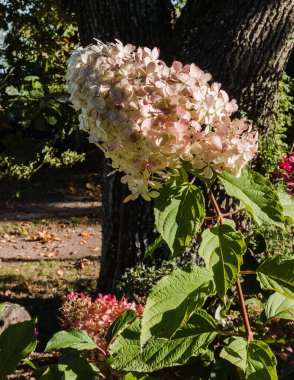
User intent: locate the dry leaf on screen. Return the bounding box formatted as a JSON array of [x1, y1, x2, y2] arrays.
[[57, 269, 64, 277], [90, 246, 99, 252], [79, 230, 91, 238]]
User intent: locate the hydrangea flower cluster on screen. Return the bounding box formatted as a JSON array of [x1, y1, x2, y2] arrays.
[[67, 40, 258, 201], [277, 153, 294, 195], [60, 292, 143, 351]]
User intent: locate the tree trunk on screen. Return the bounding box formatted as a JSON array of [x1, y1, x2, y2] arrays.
[[173, 0, 294, 136], [73, 0, 294, 293]]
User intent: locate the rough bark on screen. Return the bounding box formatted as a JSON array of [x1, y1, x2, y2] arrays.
[[73, 0, 294, 293], [173, 0, 294, 136]]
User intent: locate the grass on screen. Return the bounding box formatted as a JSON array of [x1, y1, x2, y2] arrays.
[[0, 258, 100, 347]]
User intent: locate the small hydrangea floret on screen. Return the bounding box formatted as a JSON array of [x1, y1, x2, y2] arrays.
[[67, 40, 258, 201]]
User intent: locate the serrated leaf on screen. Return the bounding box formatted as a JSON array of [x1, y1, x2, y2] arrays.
[[256, 255, 294, 298], [199, 224, 246, 300], [141, 266, 214, 346], [45, 329, 98, 352], [0, 320, 37, 377], [106, 309, 136, 345], [109, 309, 217, 372], [265, 292, 294, 320], [154, 179, 205, 256], [246, 341, 277, 379], [218, 170, 284, 229], [221, 338, 277, 379], [277, 191, 294, 222], [220, 336, 247, 371]]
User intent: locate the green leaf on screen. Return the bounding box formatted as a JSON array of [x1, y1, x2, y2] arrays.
[[220, 336, 247, 371], [0, 303, 6, 317], [154, 179, 205, 256], [106, 309, 136, 345], [33, 352, 100, 380], [123, 373, 157, 380], [256, 255, 294, 298], [140, 266, 214, 346], [45, 329, 98, 352], [199, 224, 246, 300], [221, 338, 277, 379], [109, 309, 218, 372], [277, 191, 294, 222], [265, 292, 294, 320], [33, 364, 78, 380], [246, 341, 277, 379], [144, 236, 164, 259], [218, 170, 284, 228], [0, 320, 37, 377]]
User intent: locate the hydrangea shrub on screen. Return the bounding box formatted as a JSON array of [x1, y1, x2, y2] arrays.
[[64, 41, 294, 379]]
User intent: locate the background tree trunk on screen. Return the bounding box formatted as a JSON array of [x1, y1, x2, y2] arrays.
[[173, 0, 294, 136], [73, 0, 294, 293]]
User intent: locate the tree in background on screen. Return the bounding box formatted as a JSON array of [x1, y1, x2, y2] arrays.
[[0, 0, 84, 184], [72, 0, 293, 293]]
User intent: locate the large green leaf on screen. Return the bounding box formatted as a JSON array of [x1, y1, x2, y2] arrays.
[[140, 266, 214, 346], [154, 179, 205, 256], [221, 338, 277, 379], [109, 309, 217, 372], [218, 170, 284, 228], [256, 255, 294, 298], [0, 320, 37, 377], [199, 224, 246, 300], [45, 329, 98, 352], [277, 190, 294, 222], [265, 292, 294, 320]]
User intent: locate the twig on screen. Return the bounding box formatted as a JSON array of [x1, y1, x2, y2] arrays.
[[236, 279, 254, 342], [240, 270, 256, 275]]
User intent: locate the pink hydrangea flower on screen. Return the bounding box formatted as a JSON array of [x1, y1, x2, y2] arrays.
[[60, 292, 143, 351], [67, 40, 258, 200]]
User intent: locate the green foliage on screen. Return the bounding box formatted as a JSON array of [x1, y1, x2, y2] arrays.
[[265, 292, 294, 321], [277, 190, 294, 222], [106, 310, 136, 345], [0, 319, 37, 379], [256, 255, 294, 297], [199, 224, 246, 300], [109, 309, 217, 372], [154, 179, 205, 256], [33, 351, 100, 380], [221, 338, 278, 380], [140, 266, 214, 345], [109, 167, 294, 379], [0, 0, 84, 181], [116, 255, 195, 303], [45, 329, 98, 352], [219, 169, 285, 228], [260, 73, 293, 174]]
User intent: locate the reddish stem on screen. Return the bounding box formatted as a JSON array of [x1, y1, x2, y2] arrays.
[[208, 190, 253, 343], [236, 279, 254, 342], [240, 270, 256, 275]]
